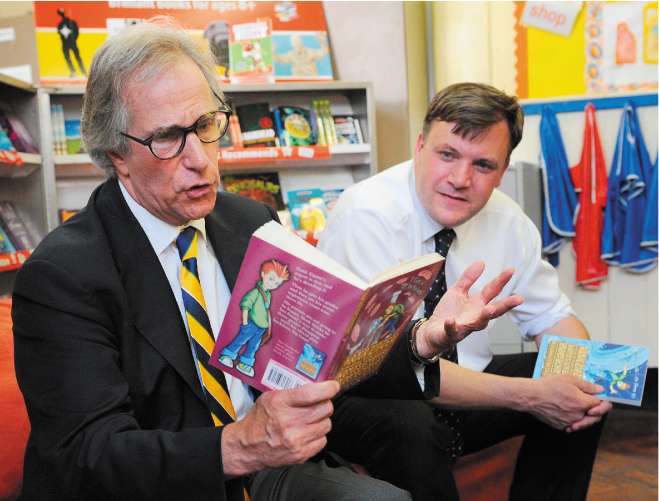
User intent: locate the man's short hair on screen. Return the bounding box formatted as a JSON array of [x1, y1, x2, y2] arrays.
[[422, 82, 524, 157], [81, 17, 223, 176]]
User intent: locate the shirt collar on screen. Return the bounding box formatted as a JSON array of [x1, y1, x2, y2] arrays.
[[118, 179, 207, 256]]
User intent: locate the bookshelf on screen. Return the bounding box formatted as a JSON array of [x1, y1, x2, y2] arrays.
[[0, 80, 377, 290], [41, 80, 377, 226], [0, 76, 47, 292]]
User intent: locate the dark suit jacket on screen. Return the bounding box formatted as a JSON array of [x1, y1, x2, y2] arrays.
[[12, 178, 436, 500]]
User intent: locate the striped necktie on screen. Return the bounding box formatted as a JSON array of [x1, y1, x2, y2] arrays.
[[176, 226, 237, 426]]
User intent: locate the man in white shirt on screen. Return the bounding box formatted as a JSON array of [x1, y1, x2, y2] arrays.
[[318, 82, 612, 501]]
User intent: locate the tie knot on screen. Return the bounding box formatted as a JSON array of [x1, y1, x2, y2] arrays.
[[434, 228, 455, 257], [176, 226, 198, 261]]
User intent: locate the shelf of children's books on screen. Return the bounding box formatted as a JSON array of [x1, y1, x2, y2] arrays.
[[0, 152, 41, 178], [54, 154, 105, 178], [0, 250, 31, 273], [218, 144, 371, 172]]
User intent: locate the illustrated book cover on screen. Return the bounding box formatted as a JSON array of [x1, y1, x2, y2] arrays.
[[532, 335, 649, 406], [229, 19, 275, 85], [221, 172, 285, 211], [210, 221, 443, 392], [272, 31, 333, 81]]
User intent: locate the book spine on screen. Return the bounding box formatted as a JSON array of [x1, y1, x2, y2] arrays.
[[0, 225, 16, 253], [0, 111, 27, 152], [322, 100, 336, 146], [312, 100, 327, 146], [0, 202, 33, 250], [272, 107, 286, 146], [229, 115, 243, 148], [354, 118, 364, 144]]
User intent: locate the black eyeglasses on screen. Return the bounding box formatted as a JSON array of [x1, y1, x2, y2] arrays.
[[120, 102, 232, 160]]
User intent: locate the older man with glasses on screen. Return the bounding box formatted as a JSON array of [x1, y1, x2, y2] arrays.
[[11, 19, 417, 501]]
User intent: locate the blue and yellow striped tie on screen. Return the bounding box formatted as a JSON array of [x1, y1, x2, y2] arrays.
[[176, 226, 237, 426]]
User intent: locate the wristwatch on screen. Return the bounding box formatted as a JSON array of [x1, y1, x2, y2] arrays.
[[408, 317, 441, 365]]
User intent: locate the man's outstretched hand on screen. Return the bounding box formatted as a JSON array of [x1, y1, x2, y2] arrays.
[[415, 261, 524, 359]]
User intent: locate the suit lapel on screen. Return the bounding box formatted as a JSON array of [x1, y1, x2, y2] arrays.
[[205, 207, 251, 292], [95, 179, 205, 403]]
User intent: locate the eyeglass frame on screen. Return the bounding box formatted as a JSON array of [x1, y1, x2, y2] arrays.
[[119, 94, 233, 160]]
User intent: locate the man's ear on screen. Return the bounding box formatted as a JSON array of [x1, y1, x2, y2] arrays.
[[107, 150, 129, 177], [414, 132, 425, 156], [495, 157, 511, 187]]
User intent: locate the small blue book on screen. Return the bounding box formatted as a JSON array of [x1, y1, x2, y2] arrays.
[[533, 335, 649, 406]]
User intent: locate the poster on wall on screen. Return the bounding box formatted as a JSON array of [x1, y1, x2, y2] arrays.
[[585, 2, 658, 93], [33, 1, 333, 86], [514, 1, 657, 98]]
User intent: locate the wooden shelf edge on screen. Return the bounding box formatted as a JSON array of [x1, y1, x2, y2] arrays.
[[0, 152, 41, 178]]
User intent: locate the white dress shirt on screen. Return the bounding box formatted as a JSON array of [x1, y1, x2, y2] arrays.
[[119, 181, 254, 420], [318, 160, 574, 372]]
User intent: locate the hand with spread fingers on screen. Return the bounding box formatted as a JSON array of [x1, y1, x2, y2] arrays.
[[415, 261, 524, 359]]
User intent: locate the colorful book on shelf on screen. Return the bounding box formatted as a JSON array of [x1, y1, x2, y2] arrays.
[[64, 119, 84, 154], [287, 188, 328, 234], [532, 335, 649, 406], [312, 99, 336, 146], [272, 31, 333, 81], [0, 106, 38, 153], [0, 128, 15, 152], [236, 103, 277, 147], [273, 106, 316, 146], [0, 201, 34, 251], [0, 226, 16, 254], [228, 19, 275, 85], [50, 104, 67, 155], [209, 220, 443, 392], [333, 115, 364, 145], [204, 20, 230, 80], [221, 172, 285, 211]]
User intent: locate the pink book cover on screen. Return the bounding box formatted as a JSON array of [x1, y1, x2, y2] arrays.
[[210, 234, 364, 392]]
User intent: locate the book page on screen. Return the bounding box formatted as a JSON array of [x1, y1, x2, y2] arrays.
[[255, 221, 366, 289], [368, 253, 443, 287]]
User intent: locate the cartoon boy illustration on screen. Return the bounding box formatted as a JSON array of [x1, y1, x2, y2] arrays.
[[219, 259, 290, 377]]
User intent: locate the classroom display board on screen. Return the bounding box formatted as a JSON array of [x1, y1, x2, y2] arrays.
[[515, 1, 658, 98], [33, 1, 332, 86]]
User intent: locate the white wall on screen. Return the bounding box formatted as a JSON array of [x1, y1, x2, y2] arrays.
[[324, 1, 411, 170], [511, 102, 658, 365]]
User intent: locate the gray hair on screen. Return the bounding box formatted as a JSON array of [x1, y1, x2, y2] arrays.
[[81, 18, 223, 175], [423, 82, 524, 158]]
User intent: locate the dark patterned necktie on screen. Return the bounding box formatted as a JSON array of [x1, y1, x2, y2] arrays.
[[423, 228, 463, 461]]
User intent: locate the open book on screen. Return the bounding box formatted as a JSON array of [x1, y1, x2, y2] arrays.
[[210, 221, 443, 392], [533, 335, 649, 406]]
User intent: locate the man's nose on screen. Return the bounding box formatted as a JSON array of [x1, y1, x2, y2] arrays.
[[448, 161, 472, 188], [181, 131, 211, 169]]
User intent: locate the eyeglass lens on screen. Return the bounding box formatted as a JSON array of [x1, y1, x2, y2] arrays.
[[150, 111, 229, 159]]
